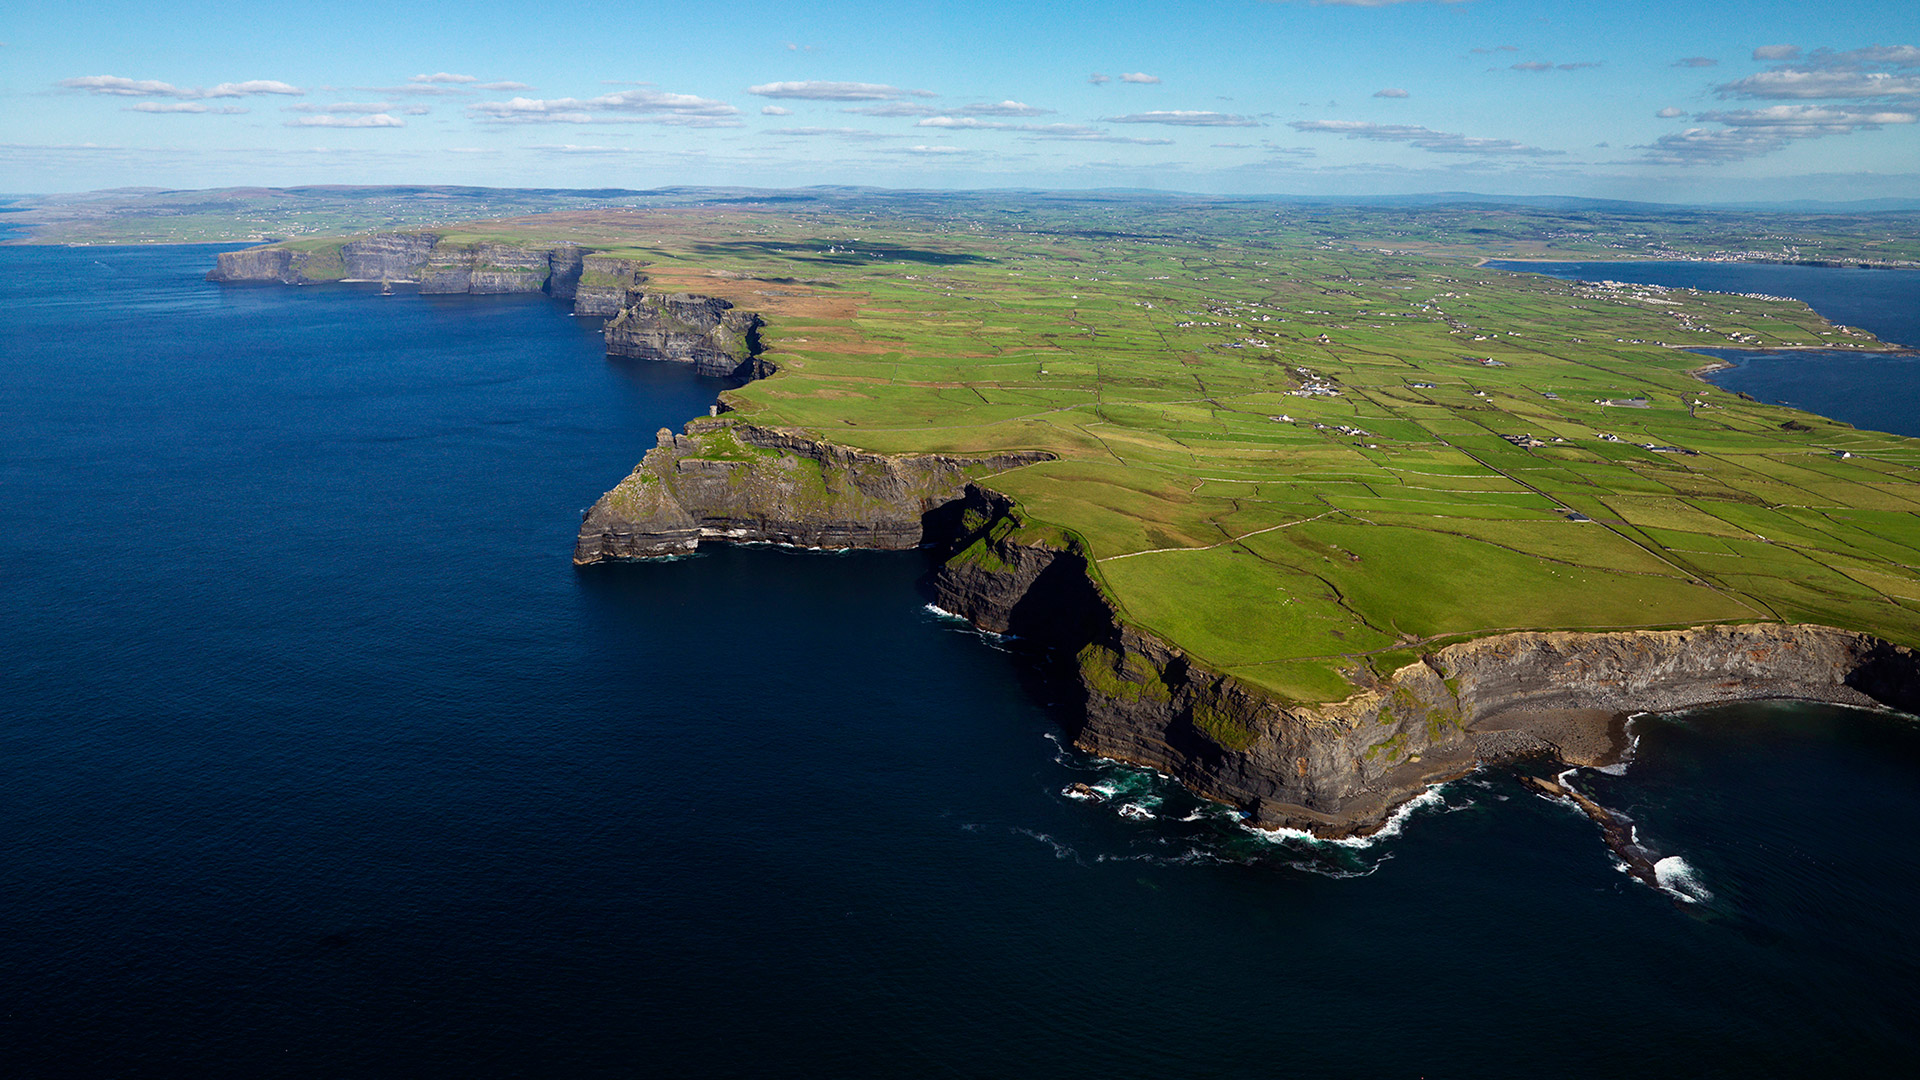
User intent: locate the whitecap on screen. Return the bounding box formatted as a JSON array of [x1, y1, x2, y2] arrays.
[[1242, 784, 1450, 849], [1654, 856, 1713, 903], [1117, 803, 1153, 820], [1011, 827, 1081, 863]]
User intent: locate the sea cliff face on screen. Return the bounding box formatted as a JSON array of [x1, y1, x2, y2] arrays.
[[207, 234, 611, 302], [579, 419, 1920, 837], [573, 420, 1053, 563], [573, 256, 641, 316], [601, 292, 769, 379]]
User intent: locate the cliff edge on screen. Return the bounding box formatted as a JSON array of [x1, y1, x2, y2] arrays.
[[579, 419, 1920, 838]]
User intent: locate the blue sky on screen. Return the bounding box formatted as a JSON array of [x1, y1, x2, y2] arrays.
[[5, 0, 1917, 201]]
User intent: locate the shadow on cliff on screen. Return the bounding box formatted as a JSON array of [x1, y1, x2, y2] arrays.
[[1847, 640, 1920, 714]]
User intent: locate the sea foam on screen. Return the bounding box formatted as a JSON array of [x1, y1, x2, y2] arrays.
[[1653, 856, 1713, 903], [1244, 784, 1451, 849]]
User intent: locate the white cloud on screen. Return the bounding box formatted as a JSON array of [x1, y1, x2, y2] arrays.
[[206, 80, 303, 97], [1022, 125, 1173, 145], [287, 101, 398, 114], [842, 103, 942, 117], [1673, 57, 1718, 68], [957, 100, 1052, 116], [360, 84, 473, 97], [1637, 105, 1915, 164], [763, 126, 900, 141], [1511, 61, 1553, 72], [469, 89, 741, 126], [762, 105, 792, 116], [60, 75, 186, 96], [127, 102, 249, 114], [1719, 69, 1920, 99], [1088, 73, 1112, 85], [1120, 72, 1161, 84], [527, 144, 643, 154], [411, 73, 478, 84], [477, 81, 532, 92], [1103, 110, 1260, 127], [911, 117, 1172, 144], [901, 144, 967, 154], [1289, 119, 1561, 154], [917, 116, 1015, 129], [1753, 44, 1801, 61], [285, 114, 405, 128], [1656, 107, 1686, 118], [747, 81, 934, 100], [60, 75, 304, 99], [1697, 104, 1917, 129], [1373, 88, 1409, 98], [1839, 45, 1920, 67]]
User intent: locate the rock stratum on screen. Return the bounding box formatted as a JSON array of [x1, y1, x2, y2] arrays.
[[211, 243, 1920, 838]]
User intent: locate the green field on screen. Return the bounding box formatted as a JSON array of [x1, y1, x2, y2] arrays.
[[213, 198, 1920, 704]]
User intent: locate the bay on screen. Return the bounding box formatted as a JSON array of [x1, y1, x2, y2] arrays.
[[1487, 259, 1920, 438]]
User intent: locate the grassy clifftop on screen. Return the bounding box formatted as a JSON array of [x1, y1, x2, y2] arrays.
[[275, 202, 1920, 704]]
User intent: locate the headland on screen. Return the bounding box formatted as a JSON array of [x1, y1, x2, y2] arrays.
[[205, 196, 1920, 837]]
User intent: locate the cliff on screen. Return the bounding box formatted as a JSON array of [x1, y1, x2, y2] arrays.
[[602, 292, 768, 379], [207, 233, 605, 301], [574, 256, 642, 316], [573, 420, 1053, 562], [931, 505, 1920, 836], [581, 431, 1920, 837]]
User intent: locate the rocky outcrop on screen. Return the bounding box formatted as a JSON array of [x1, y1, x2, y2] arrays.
[[572, 256, 641, 316], [602, 292, 768, 379], [208, 234, 603, 301], [207, 245, 307, 284], [572, 420, 1052, 563]]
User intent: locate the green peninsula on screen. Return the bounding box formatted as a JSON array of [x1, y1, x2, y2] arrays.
[[208, 193, 1920, 834]]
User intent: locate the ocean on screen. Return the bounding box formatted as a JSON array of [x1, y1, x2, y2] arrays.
[[2, 244, 1916, 1076]]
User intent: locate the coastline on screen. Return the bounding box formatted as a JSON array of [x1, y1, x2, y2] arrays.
[[205, 240, 1920, 839], [1477, 254, 1920, 271]]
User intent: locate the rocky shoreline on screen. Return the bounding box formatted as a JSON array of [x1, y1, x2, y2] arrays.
[[212, 243, 1920, 838]]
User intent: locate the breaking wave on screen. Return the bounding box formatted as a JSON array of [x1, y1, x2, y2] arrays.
[[1654, 856, 1713, 903]]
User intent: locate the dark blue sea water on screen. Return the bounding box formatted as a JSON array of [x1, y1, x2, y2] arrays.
[[1488, 260, 1920, 438], [4, 245, 1919, 1077]]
